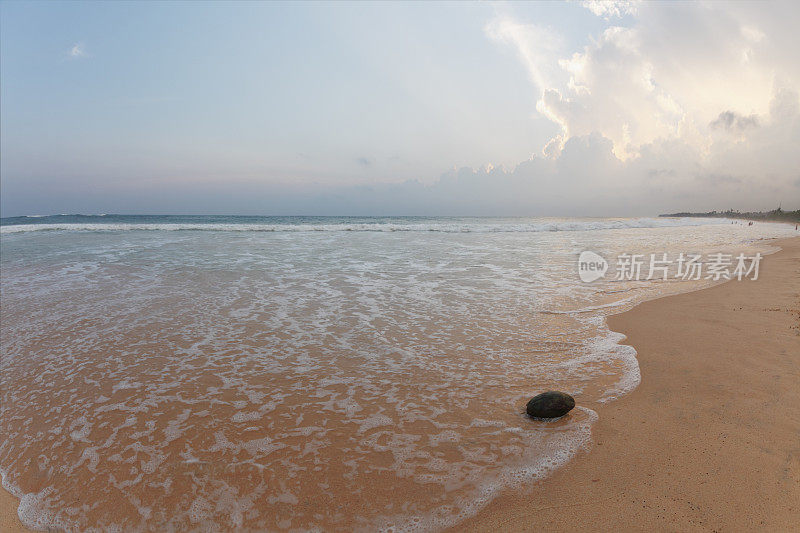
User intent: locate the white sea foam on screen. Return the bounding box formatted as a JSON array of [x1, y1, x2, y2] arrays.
[[0, 216, 732, 234]]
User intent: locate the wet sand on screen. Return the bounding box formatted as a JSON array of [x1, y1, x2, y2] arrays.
[[459, 235, 800, 531], [1, 484, 26, 533], [3, 236, 798, 531]]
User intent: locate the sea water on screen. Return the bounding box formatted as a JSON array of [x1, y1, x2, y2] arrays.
[[0, 215, 794, 531]]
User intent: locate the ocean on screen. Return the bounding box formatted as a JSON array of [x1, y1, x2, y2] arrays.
[[0, 215, 795, 531]]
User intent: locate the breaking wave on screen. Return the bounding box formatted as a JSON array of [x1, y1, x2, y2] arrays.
[[0, 215, 730, 234]]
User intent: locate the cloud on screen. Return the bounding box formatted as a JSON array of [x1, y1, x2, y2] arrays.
[[580, 1, 639, 20], [190, 103, 794, 215], [699, 173, 743, 185], [709, 111, 759, 132], [491, 18, 685, 159], [413, 3, 800, 214], [6, 113, 797, 217], [484, 16, 564, 94], [4, 3, 798, 217], [67, 43, 86, 59], [487, 2, 800, 168]]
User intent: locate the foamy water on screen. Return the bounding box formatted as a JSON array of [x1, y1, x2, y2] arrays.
[[0, 216, 794, 531]]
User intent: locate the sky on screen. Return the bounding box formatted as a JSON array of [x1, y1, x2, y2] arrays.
[[1, 0, 799, 217]]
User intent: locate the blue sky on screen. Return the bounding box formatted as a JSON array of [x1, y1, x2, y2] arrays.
[[1, 1, 798, 216]]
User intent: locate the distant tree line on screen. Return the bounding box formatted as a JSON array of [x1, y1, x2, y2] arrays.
[[660, 207, 800, 222]]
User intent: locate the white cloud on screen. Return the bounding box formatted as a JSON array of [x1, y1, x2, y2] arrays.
[[471, 2, 800, 210], [489, 2, 800, 161], [68, 43, 86, 59], [484, 16, 564, 93], [580, 0, 639, 20]]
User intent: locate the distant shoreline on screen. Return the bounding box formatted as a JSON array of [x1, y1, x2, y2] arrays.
[[660, 209, 800, 223]]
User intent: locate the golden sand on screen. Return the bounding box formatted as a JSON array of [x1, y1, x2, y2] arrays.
[[458, 236, 800, 531], [1, 484, 26, 532]]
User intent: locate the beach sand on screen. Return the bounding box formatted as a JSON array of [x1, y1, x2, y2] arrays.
[[2, 236, 798, 531], [458, 235, 800, 531], [1, 484, 26, 533]]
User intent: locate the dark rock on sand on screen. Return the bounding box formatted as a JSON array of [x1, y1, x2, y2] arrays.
[[526, 391, 575, 419]]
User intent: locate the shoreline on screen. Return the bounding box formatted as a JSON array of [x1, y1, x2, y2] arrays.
[[3, 236, 798, 531], [457, 235, 800, 531]]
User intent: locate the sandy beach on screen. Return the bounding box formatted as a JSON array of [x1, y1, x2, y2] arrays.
[[2, 235, 798, 531], [1, 482, 26, 533], [459, 235, 800, 531]]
